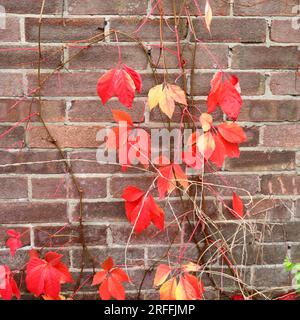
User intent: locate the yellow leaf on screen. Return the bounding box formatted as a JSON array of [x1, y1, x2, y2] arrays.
[[200, 113, 213, 132], [148, 84, 163, 110], [148, 83, 187, 119], [160, 277, 177, 300], [182, 262, 201, 273], [197, 132, 215, 160], [205, 0, 213, 33]]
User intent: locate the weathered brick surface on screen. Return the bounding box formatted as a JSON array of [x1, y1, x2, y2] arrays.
[[271, 20, 300, 43], [270, 72, 300, 95], [262, 124, 300, 148], [232, 46, 300, 70], [25, 18, 105, 43], [233, 0, 299, 16], [0, 0, 299, 300], [193, 18, 266, 43]]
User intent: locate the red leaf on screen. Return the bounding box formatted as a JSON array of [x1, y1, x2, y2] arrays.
[[231, 192, 244, 219], [102, 256, 114, 271], [218, 122, 246, 144], [154, 264, 172, 287], [0, 265, 20, 300], [6, 229, 22, 257], [157, 163, 188, 199], [108, 276, 126, 300], [277, 292, 297, 300], [207, 72, 242, 120], [232, 294, 245, 300], [97, 64, 142, 108], [209, 133, 226, 168], [175, 274, 204, 300], [122, 186, 165, 234], [92, 257, 129, 301], [25, 251, 73, 299]]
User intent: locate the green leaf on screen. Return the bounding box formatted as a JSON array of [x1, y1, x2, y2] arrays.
[[284, 257, 294, 271]]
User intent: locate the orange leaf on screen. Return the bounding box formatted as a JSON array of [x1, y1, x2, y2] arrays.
[[112, 109, 134, 127], [154, 264, 172, 287], [218, 122, 246, 144]]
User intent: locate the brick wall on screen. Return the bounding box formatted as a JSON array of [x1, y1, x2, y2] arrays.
[[0, 0, 299, 300]]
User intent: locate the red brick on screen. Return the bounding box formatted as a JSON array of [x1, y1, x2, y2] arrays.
[[261, 174, 300, 195], [0, 125, 24, 148], [27, 125, 103, 148], [0, 250, 31, 270], [0, 17, 20, 42], [109, 224, 181, 245], [252, 267, 290, 287], [69, 151, 141, 174], [69, 177, 107, 199], [291, 244, 300, 260], [232, 46, 300, 69], [33, 225, 107, 247], [27, 72, 100, 97], [296, 200, 300, 218], [247, 198, 293, 221], [31, 177, 68, 199], [242, 126, 260, 147], [110, 18, 188, 42], [25, 18, 105, 43], [68, 100, 145, 123], [1, 0, 62, 14], [71, 247, 145, 268], [0, 150, 65, 174], [234, 0, 299, 16], [232, 244, 287, 265], [0, 46, 62, 69], [239, 100, 300, 122], [193, 18, 266, 43], [69, 44, 148, 70], [0, 202, 67, 223], [151, 0, 230, 16], [225, 151, 295, 172], [32, 176, 107, 199], [192, 72, 265, 96], [270, 72, 300, 95], [0, 74, 24, 97], [151, 44, 228, 69], [70, 201, 126, 223], [68, 0, 148, 15], [263, 124, 300, 147], [110, 176, 155, 199], [0, 99, 65, 123], [271, 19, 300, 43], [205, 174, 260, 196]]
